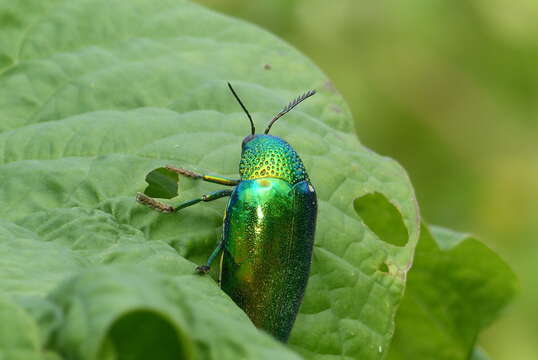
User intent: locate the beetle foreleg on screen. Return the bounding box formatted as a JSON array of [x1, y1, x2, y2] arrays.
[[136, 189, 233, 213], [175, 189, 233, 211], [196, 238, 224, 274], [165, 165, 240, 186]]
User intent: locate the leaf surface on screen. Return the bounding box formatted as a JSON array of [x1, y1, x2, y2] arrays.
[[0, 0, 420, 359], [387, 224, 517, 360]]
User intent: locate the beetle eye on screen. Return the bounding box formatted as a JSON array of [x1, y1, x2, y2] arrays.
[[242, 134, 255, 147]]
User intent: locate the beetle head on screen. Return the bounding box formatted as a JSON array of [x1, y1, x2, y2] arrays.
[[241, 133, 258, 147], [238, 134, 309, 184]]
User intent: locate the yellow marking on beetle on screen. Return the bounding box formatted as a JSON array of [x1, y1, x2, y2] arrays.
[[257, 179, 271, 187], [203, 175, 238, 186]]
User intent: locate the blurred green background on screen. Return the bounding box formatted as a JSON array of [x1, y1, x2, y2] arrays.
[[195, 1, 538, 359]]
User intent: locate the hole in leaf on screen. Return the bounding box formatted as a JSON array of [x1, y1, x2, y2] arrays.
[[353, 192, 408, 246], [100, 310, 192, 360], [143, 167, 178, 199], [378, 262, 389, 273]]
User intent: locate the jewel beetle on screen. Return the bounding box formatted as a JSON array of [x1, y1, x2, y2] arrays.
[[136, 83, 317, 342]]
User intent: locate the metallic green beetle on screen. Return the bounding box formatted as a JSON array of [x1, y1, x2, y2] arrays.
[[137, 83, 317, 342]]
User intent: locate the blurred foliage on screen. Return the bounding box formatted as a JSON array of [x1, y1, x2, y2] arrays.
[[196, 1, 538, 359]]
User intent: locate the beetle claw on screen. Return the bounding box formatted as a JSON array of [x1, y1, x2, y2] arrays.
[[196, 265, 210, 274]]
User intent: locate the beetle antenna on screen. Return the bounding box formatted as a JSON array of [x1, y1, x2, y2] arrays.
[[264, 89, 316, 134], [227, 82, 255, 135]]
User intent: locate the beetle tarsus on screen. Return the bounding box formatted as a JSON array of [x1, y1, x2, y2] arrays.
[[165, 165, 202, 179], [136, 193, 174, 213], [195, 265, 211, 274]]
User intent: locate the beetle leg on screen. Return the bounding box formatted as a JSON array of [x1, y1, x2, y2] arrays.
[[136, 193, 175, 213], [136, 189, 233, 213], [196, 238, 224, 274], [165, 165, 240, 186]]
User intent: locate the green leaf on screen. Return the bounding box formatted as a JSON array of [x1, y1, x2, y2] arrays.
[[471, 347, 491, 360], [143, 167, 179, 199], [0, 296, 53, 360], [0, 220, 300, 360], [0, 0, 420, 359], [387, 224, 517, 360], [48, 265, 302, 360]]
